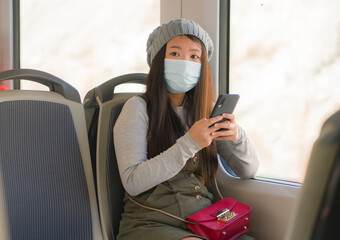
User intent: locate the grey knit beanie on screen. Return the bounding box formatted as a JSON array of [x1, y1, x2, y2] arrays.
[[146, 18, 214, 66]]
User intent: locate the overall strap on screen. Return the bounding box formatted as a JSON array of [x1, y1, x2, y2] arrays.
[[138, 93, 147, 102]]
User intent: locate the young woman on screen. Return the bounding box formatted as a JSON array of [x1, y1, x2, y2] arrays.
[[114, 18, 259, 240]]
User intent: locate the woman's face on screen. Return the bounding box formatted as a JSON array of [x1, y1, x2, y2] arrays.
[[165, 35, 202, 64]]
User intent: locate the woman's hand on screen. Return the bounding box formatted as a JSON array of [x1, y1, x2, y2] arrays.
[[188, 115, 223, 148], [211, 113, 239, 142]]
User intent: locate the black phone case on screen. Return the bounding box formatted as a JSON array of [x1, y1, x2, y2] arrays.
[[209, 94, 240, 129], [210, 94, 240, 118]]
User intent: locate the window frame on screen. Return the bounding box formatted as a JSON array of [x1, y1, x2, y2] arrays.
[[221, 0, 302, 184], [13, 0, 20, 89], [223, 0, 338, 184], [219, 0, 230, 95]]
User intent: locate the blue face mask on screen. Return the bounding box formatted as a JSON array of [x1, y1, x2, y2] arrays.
[[164, 59, 201, 93]]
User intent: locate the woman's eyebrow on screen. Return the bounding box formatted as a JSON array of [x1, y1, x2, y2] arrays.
[[190, 48, 201, 52], [168, 45, 182, 50], [169, 46, 201, 52]]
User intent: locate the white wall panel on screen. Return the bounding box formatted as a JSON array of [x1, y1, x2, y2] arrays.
[[0, 0, 13, 72], [0, 0, 13, 89], [160, 0, 220, 95]]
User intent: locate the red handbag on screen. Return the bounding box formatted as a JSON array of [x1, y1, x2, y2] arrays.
[[185, 198, 251, 240], [127, 195, 251, 240]]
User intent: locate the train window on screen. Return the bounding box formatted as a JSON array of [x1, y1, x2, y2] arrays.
[[20, 0, 159, 98], [114, 83, 146, 93], [229, 0, 340, 182]]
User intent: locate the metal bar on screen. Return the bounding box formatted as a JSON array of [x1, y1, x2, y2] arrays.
[[12, 0, 20, 89], [219, 0, 230, 94]]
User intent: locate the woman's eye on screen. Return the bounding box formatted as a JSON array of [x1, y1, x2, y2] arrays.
[[191, 55, 199, 59], [170, 52, 179, 57]]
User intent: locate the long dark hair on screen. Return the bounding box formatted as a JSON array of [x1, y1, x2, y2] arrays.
[[145, 36, 217, 186]]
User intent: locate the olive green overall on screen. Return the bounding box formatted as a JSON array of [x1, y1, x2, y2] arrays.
[[117, 155, 212, 240]]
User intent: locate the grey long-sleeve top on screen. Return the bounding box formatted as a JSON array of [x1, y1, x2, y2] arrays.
[[114, 96, 259, 196]]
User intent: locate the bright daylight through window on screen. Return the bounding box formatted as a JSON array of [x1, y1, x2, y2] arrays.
[[20, 0, 158, 98], [229, 0, 340, 182]]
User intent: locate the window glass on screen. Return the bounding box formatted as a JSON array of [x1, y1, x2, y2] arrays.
[[230, 0, 340, 182], [20, 0, 158, 98]]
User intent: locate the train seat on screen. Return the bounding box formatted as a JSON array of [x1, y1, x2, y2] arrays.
[[284, 110, 340, 240], [83, 73, 147, 240], [0, 69, 103, 240]]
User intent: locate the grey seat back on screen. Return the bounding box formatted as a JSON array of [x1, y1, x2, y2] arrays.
[[284, 110, 340, 240], [0, 69, 103, 240], [84, 73, 147, 240]]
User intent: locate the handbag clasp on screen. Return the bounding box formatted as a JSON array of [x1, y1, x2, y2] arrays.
[[215, 208, 237, 223]]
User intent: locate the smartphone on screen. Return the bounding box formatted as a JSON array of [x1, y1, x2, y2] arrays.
[[209, 94, 240, 129]]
